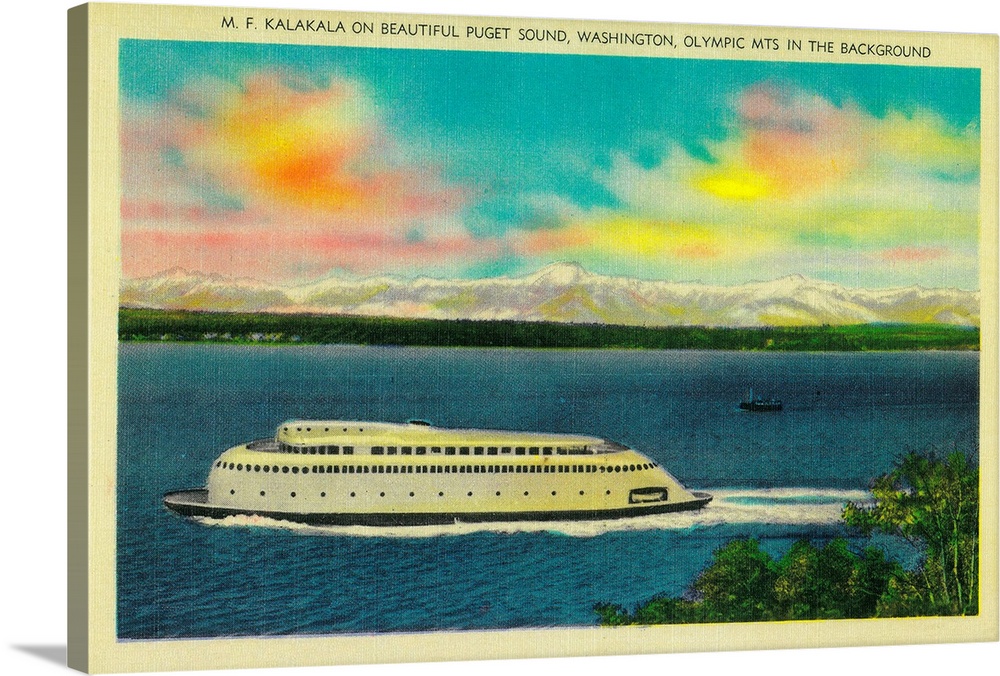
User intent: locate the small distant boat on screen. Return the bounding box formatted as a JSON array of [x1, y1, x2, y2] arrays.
[[740, 388, 783, 412]]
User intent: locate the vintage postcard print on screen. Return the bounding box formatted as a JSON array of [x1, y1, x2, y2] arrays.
[[68, 2, 998, 673]]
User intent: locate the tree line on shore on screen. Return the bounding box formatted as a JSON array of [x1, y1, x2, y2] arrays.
[[119, 308, 979, 351]]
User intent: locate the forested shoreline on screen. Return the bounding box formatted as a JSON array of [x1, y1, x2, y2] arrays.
[[119, 308, 979, 351]]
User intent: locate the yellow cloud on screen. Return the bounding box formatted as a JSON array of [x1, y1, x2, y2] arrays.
[[695, 168, 775, 201]]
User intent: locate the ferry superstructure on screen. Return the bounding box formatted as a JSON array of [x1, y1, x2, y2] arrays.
[[163, 420, 712, 526]]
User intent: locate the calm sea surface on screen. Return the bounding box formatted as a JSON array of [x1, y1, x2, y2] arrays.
[[117, 344, 978, 639]]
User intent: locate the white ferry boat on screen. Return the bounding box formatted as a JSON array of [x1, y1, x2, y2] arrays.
[[163, 419, 712, 526]]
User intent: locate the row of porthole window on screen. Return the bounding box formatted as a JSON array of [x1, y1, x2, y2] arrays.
[[229, 488, 615, 498], [284, 426, 364, 433], [216, 461, 658, 475], [276, 442, 354, 455], [370, 445, 590, 456]]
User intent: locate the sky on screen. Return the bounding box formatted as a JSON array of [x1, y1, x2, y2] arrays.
[[120, 39, 981, 290]]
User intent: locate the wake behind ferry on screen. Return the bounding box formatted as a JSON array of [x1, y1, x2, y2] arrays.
[[163, 419, 712, 526]]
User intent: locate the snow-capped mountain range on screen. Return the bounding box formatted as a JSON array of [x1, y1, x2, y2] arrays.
[[120, 263, 980, 327]]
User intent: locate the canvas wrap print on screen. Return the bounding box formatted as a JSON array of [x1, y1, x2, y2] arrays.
[[67, 3, 999, 673]]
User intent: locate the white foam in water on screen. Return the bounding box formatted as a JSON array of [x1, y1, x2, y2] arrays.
[[191, 487, 872, 538]]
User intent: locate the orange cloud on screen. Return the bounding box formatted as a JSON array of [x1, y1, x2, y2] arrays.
[[193, 74, 462, 223]]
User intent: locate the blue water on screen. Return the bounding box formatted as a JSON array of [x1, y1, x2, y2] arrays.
[[117, 345, 978, 639]]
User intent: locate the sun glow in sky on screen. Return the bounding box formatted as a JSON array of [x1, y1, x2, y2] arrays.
[[121, 40, 981, 289]]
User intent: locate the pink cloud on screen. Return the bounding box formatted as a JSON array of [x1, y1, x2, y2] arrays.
[[122, 228, 499, 281], [880, 246, 949, 263]]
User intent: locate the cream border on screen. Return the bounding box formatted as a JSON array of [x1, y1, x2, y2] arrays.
[[68, 2, 999, 673]]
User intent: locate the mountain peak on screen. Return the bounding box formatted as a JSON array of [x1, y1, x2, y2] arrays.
[[526, 261, 590, 286]]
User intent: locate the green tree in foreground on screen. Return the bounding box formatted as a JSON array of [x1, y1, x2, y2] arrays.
[[596, 451, 978, 625], [842, 451, 979, 617]]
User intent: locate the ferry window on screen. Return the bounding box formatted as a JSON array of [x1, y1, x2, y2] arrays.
[[263, 465, 270, 473], [350, 492, 356, 497], [282, 466, 289, 473], [304, 467, 311, 474], [523, 491, 529, 496], [467, 491, 473, 497], [237, 464, 243, 470], [292, 467, 300, 474], [459, 447, 470, 455], [416, 447, 427, 455], [445, 447, 456, 455], [485, 447, 495, 455], [387, 446, 397, 455], [309, 447, 318, 455], [260, 491, 265, 496], [409, 492, 415, 497], [444, 466, 450, 474], [321, 492, 326, 497], [393, 466, 400, 474], [504, 447, 514, 455], [290, 492, 296, 498], [529, 447, 540, 455], [272, 465, 279, 473], [473, 447, 484, 455], [439, 492, 444, 497], [496, 491, 501, 496], [254, 465, 261, 472], [401, 446, 412, 455], [494, 447, 504, 455], [377, 466, 384, 474], [317, 466, 324, 473], [380, 492, 385, 497], [579, 490, 585, 495], [543, 447, 553, 455], [515, 447, 525, 454], [431, 446, 441, 454], [557, 447, 567, 455], [346, 466, 354, 474], [230, 489, 235, 495], [363, 466, 370, 473], [605, 490, 611, 495], [551, 491, 557, 496], [331, 466, 337, 473]]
